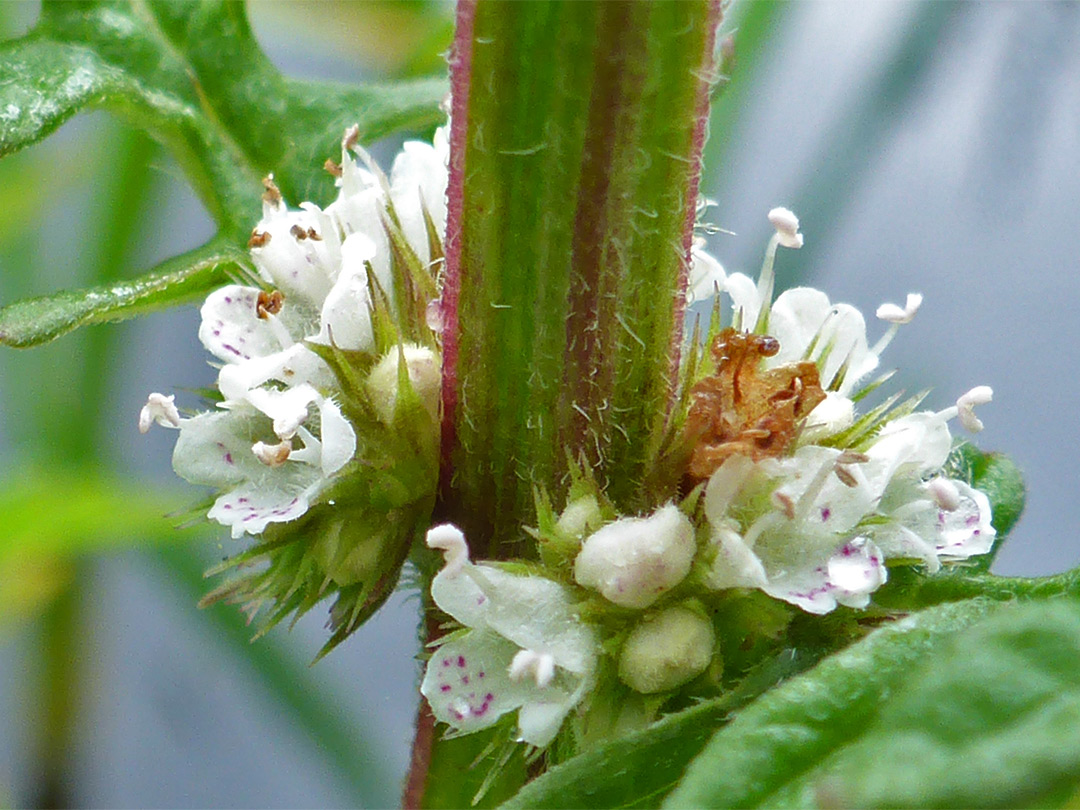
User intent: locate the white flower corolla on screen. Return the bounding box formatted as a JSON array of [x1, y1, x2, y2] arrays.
[[574, 504, 697, 609], [141, 122, 449, 538], [801, 392, 856, 443], [325, 123, 450, 296], [617, 606, 715, 694], [509, 649, 557, 689], [421, 524, 597, 747]]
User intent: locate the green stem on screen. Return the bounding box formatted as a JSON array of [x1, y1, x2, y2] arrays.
[[413, 2, 722, 806], [440, 0, 721, 557]]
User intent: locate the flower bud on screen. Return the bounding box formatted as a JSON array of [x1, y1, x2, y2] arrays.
[[366, 343, 441, 424], [555, 495, 602, 540], [574, 504, 696, 609], [618, 606, 715, 694]]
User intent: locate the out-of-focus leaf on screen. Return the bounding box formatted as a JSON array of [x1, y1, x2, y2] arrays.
[[665, 598, 1080, 809], [0, 0, 447, 346], [0, 471, 209, 627]]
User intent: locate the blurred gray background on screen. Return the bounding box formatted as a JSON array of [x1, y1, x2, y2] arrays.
[[1, 1, 1078, 807]]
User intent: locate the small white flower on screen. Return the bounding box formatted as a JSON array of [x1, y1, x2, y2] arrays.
[[421, 524, 597, 747], [956, 385, 993, 433], [768, 207, 804, 249], [138, 393, 180, 433], [574, 504, 696, 609]]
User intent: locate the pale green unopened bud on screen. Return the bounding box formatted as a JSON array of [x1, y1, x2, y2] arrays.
[[366, 343, 440, 424], [618, 606, 715, 694], [556, 495, 602, 540]]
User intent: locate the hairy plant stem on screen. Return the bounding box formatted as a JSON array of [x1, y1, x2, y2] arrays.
[[409, 1, 721, 805]]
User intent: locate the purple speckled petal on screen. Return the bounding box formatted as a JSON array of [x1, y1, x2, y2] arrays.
[[935, 480, 996, 560], [420, 631, 530, 736], [209, 484, 312, 539], [198, 285, 281, 364]]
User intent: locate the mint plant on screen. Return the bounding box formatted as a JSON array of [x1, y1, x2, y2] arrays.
[[4, 2, 1074, 809]]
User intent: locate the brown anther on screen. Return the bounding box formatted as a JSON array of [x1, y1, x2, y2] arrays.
[[306, 227, 322, 241], [834, 464, 859, 488], [773, 491, 796, 520], [261, 175, 282, 205], [684, 328, 827, 483], [324, 159, 343, 177], [248, 229, 271, 249], [290, 224, 308, 240], [837, 450, 870, 465], [342, 124, 360, 152], [256, 290, 284, 319], [253, 440, 291, 467]]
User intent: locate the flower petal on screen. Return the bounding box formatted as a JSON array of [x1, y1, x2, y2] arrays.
[[574, 505, 696, 609], [705, 525, 768, 590], [723, 272, 762, 330], [244, 383, 320, 439], [389, 139, 449, 266], [311, 232, 376, 352], [172, 409, 263, 488], [421, 631, 530, 736], [198, 285, 282, 363], [208, 483, 312, 539], [250, 206, 338, 305], [216, 344, 331, 403], [935, 480, 996, 559], [318, 397, 356, 476], [688, 241, 726, 303]]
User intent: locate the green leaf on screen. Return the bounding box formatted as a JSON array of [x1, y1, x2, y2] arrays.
[[0, 238, 240, 347], [0, 0, 447, 345], [442, 0, 722, 555], [666, 598, 1080, 809], [500, 649, 812, 810]]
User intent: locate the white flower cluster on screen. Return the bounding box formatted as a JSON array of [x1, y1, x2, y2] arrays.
[[421, 207, 997, 747], [140, 124, 448, 538]]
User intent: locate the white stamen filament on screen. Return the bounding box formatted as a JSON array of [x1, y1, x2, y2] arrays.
[[793, 455, 844, 523], [956, 386, 993, 433]]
